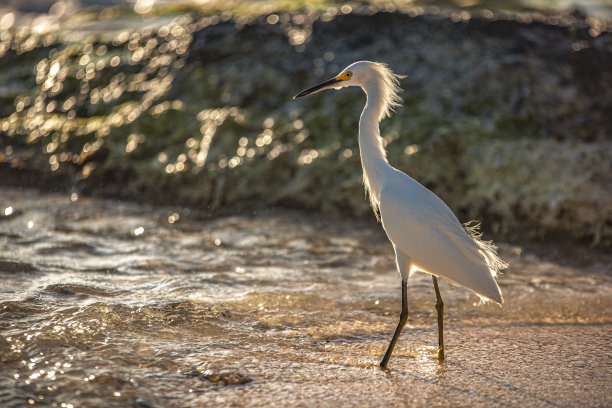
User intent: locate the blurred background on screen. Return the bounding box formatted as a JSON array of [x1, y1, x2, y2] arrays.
[[1, 0, 611, 245]]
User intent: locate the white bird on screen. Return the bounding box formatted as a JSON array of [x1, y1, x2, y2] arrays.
[[293, 61, 507, 368]]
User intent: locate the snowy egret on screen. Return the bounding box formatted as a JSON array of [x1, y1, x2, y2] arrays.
[[293, 61, 507, 368]]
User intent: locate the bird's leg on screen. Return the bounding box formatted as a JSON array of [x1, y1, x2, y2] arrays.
[[432, 276, 445, 361], [380, 279, 408, 369]]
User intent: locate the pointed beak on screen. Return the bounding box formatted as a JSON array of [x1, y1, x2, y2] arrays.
[[293, 77, 342, 99]]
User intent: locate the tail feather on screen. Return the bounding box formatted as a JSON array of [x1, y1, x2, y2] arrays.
[[464, 221, 508, 278], [464, 221, 508, 304]]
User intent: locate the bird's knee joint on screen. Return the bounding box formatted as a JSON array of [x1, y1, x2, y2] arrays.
[[435, 301, 444, 313]]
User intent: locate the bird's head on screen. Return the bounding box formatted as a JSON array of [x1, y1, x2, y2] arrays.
[[293, 61, 403, 119], [292, 61, 372, 99]]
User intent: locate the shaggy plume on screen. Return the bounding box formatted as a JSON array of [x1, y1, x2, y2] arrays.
[[369, 62, 405, 122], [463, 221, 508, 304], [364, 173, 381, 220]]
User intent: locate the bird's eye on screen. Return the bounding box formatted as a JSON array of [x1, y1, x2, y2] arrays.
[[335, 71, 353, 81]]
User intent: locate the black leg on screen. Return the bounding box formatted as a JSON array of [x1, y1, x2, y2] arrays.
[[432, 276, 445, 361], [380, 279, 408, 369]]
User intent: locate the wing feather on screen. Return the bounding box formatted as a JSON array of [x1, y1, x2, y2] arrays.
[[379, 171, 503, 304]]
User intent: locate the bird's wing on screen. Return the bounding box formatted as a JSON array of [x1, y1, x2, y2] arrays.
[[379, 172, 502, 303]]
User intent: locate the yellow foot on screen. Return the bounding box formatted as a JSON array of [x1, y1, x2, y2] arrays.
[[437, 348, 445, 362]]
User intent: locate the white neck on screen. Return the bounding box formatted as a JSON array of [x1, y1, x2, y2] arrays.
[[359, 82, 391, 213]]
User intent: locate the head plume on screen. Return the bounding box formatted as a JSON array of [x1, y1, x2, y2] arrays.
[[369, 62, 404, 120]]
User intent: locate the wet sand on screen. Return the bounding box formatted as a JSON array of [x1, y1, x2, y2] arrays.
[[0, 187, 610, 407]]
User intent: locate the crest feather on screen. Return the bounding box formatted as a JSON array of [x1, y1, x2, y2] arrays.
[[369, 62, 404, 121]]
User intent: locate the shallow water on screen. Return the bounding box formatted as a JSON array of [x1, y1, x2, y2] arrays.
[[0, 187, 610, 407]]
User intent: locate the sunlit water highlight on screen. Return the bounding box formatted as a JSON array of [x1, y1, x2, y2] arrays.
[[0, 187, 610, 407]]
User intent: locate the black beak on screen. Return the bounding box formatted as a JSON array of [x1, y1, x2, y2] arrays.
[[293, 78, 341, 99]]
